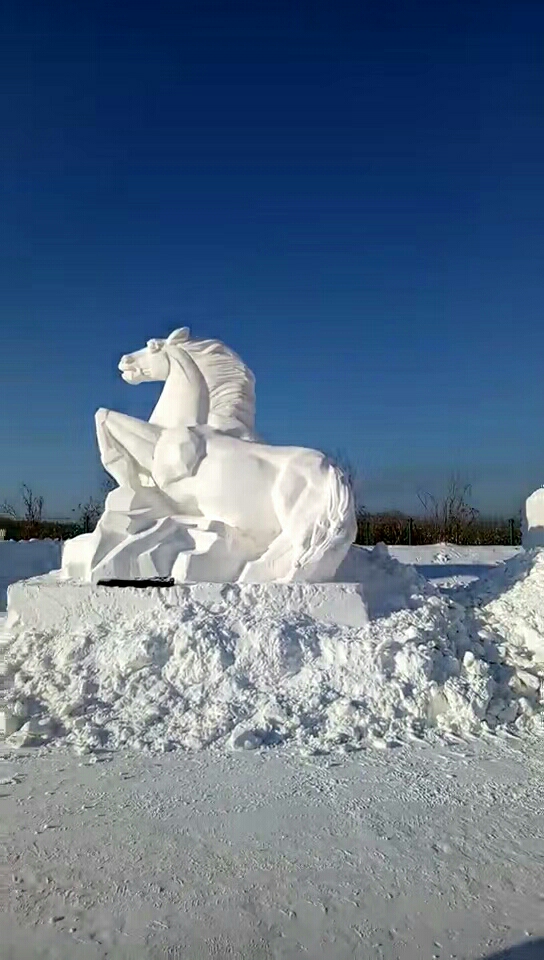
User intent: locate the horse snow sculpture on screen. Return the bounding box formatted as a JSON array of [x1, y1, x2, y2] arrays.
[[62, 327, 356, 583]]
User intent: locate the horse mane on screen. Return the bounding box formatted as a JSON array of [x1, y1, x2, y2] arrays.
[[174, 336, 256, 438]]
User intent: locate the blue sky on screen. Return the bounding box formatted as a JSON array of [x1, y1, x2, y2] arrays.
[[1, 0, 543, 517]]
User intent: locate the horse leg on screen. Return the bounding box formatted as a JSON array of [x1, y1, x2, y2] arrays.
[[272, 453, 356, 581], [239, 451, 354, 582], [237, 452, 313, 582], [95, 408, 162, 487], [151, 425, 206, 496]]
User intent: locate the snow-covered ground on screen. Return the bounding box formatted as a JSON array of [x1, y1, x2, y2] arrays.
[[386, 544, 522, 589], [2, 544, 544, 959], [2, 737, 544, 959]]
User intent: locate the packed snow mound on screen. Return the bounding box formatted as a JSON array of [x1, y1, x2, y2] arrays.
[[333, 542, 436, 613], [2, 546, 543, 754], [464, 548, 544, 668]]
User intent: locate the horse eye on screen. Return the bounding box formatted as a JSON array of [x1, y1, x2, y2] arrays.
[[147, 339, 162, 353]]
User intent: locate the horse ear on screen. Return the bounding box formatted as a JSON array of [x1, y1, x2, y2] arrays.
[[167, 327, 190, 345]]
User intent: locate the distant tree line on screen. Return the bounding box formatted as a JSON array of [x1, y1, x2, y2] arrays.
[[356, 512, 521, 547], [0, 481, 113, 541], [338, 461, 522, 547], [356, 476, 521, 546]]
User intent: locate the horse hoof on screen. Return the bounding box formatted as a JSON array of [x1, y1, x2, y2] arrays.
[[95, 407, 109, 425]]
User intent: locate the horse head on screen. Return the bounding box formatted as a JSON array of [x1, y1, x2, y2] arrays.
[[118, 328, 191, 384], [118, 326, 256, 438]]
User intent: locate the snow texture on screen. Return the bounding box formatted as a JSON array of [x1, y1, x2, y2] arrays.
[[2, 544, 543, 754], [3, 738, 544, 959]]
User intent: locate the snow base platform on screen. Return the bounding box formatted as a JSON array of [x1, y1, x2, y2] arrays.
[[6, 573, 371, 636]]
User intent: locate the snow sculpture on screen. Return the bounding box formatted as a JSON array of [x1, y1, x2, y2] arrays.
[[523, 487, 544, 548], [62, 328, 356, 583]]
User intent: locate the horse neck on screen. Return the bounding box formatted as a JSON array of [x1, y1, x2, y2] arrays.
[[149, 349, 209, 429]]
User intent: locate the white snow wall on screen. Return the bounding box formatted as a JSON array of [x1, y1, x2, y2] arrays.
[[523, 488, 544, 549], [0, 540, 62, 611]]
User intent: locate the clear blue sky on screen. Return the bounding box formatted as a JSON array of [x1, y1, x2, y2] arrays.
[[1, 0, 543, 518]]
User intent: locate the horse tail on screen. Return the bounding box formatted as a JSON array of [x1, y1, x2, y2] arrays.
[[291, 460, 357, 581]]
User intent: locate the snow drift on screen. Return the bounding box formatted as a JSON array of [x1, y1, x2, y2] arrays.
[[2, 545, 543, 754]]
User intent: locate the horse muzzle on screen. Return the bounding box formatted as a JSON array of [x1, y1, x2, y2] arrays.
[[119, 356, 144, 383]]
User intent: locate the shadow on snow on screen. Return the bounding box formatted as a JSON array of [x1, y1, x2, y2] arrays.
[[481, 939, 544, 959]]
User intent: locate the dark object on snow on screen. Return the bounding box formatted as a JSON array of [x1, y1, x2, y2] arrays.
[[96, 577, 175, 588]]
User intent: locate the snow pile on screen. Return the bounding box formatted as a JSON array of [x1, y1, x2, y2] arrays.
[[465, 548, 544, 672], [2, 546, 543, 754], [333, 543, 434, 615]]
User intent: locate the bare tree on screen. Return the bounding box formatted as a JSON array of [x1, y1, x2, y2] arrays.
[[73, 472, 117, 534], [417, 474, 479, 544], [1, 484, 45, 539], [74, 495, 103, 534]]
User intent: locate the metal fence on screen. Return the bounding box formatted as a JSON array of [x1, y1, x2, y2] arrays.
[[357, 515, 521, 547]]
